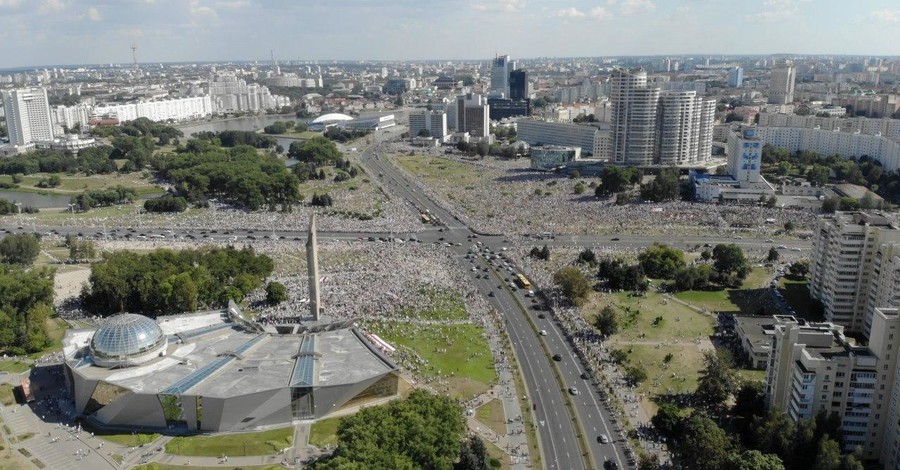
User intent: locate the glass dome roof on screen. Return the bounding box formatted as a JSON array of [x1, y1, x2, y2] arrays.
[[90, 314, 166, 361]]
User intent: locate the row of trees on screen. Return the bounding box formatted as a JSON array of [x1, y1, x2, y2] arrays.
[[144, 195, 189, 213], [263, 120, 308, 135], [0, 146, 118, 176], [192, 130, 277, 149], [0, 264, 55, 355], [70, 186, 138, 212], [0, 199, 38, 215], [80, 246, 274, 315], [323, 127, 370, 143], [92, 117, 184, 146], [311, 389, 476, 470]]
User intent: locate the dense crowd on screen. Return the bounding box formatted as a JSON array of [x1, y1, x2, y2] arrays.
[[382, 141, 819, 238]]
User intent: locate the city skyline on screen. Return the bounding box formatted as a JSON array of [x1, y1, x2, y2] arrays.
[[2, 0, 900, 69]]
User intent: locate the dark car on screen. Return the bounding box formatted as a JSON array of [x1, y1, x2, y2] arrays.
[[610, 237, 620, 241], [604, 459, 619, 470], [538, 313, 546, 319], [552, 354, 562, 361]]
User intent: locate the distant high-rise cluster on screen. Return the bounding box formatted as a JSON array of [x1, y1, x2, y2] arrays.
[[207, 74, 287, 113], [1, 87, 54, 146], [609, 69, 715, 166]]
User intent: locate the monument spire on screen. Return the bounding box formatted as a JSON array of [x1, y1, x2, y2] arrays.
[[306, 213, 321, 321]]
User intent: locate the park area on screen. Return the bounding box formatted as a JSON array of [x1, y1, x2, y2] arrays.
[[165, 427, 293, 457], [367, 321, 497, 400], [582, 267, 776, 415], [0, 171, 164, 197]]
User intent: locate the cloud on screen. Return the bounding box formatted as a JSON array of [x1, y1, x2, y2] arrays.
[[219, 0, 249, 9], [0, 0, 24, 8], [86, 6, 102, 21], [590, 6, 611, 20], [553, 7, 585, 18], [746, 0, 810, 22], [189, 0, 218, 19], [472, 0, 524, 13], [869, 9, 900, 23], [38, 0, 66, 15], [621, 0, 655, 15]]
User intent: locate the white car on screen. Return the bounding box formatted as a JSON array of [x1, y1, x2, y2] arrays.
[[540, 330, 548, 336]]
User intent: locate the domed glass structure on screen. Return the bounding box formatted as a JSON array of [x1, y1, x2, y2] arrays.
[[90, 314, 167, 367]]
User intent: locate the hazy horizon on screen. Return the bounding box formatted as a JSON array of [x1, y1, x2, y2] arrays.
[[1, 0, 900, 69]]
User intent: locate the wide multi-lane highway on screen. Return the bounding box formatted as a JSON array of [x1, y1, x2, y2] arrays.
[[0, 134, 811, 470]]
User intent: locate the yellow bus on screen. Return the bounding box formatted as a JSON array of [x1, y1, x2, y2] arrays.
[[420, 213, 432, 223], [515, 274, 532, 289]]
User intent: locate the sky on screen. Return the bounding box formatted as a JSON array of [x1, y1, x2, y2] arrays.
[[1, 0, 900, 69]]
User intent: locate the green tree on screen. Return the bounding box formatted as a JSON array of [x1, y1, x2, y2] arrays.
[[712, 244, 751, 286], [640, 168, 680, 202], [750, 410, 795, 459], [266, 281, 289, 305], [677, 414, 734, 470], [624, 365, 648, 385], [788, 259, 809, 278], [576, 249, 597, 266], [638, 244, 686, 279], [672, 264, 712, 292], [455, 435, 490, 470], [553, 267, 591, 305], [814, 438, 842, 470], [0, 233, 40, 265], [314, 389, 464, 470], [806, 165, 830, 186], [822, 196, 839, 213], [288, 136, 343, 166], [595, 306, 618, 337], [767, 247, 780, 262], [695, 350, 737, 408], [651, 402, 686, 439], [724, 450, 785, 470], [599, 166, 640, 195]]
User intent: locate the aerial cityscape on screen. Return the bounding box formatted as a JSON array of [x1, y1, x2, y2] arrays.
[[2, 1, 900, 470]]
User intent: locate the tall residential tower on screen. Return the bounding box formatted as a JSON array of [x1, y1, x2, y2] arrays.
[[1, 87, 54, 146]]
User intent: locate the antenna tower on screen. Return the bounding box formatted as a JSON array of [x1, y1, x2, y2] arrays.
[[130, 44, 138, 69]]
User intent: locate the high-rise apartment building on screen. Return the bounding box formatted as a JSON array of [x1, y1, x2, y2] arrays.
[[2, 87, 54, 146], [490, 55, 513, 96], [764, 312, 899, 460], [769, 66, 796, 104], [408, 110, 447, 141], [610, 69, 714, 166], [208, 74, 284, 113], [809, 212, 900, 334], [610, 69, 659, 165], [456, 93, 489, 139], [509, 69, 528, 101], [728, 67, 744, 88]]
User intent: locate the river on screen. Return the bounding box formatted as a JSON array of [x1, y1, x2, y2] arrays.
[[0, 190, 75, 209]]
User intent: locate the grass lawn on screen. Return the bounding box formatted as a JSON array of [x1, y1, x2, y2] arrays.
[[0, 383, 17, 406], [615, 344, 706, 415], [584, 291, 714, 343], [395, 155, 484, 187], [674, 268, 776, 315], [97, 432, 161, 447], [0, 361, 31, 374], [736, 368, 767, 384], [368, 322, 497, 399], [134, 464, 287, 470], [165, 427, 293, 457], [0, 173, 163, 196], [309, 417, 340, 448], [475, 399, 506, 437], [778, 277, 823, 321]]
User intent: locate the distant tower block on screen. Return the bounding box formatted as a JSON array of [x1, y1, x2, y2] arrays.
[[306, 213, 321, 321]]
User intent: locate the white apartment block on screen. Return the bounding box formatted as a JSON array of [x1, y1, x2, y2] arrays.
[[610, 69, 659, 165], [764, 315, 891, 459], [769, 66, 796, 104], [52, 104, 91, 131], [408, 110, 447, 141], [610, 69, 714, 166], [516, 119, 601, 157], [809, 212, 900, 334], [759, 113, 900, 141], [754, 126, 900, 172], [91, 96, 213, 123], [208, 74, 284, 113], [2, 87, 54, 146], [726, 127, 764, 183]]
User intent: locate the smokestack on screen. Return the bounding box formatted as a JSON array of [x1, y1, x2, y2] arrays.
[[306, 213, 321, 321]]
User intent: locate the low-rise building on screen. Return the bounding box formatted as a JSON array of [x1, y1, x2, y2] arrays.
[[530, 146, 581, 171]]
